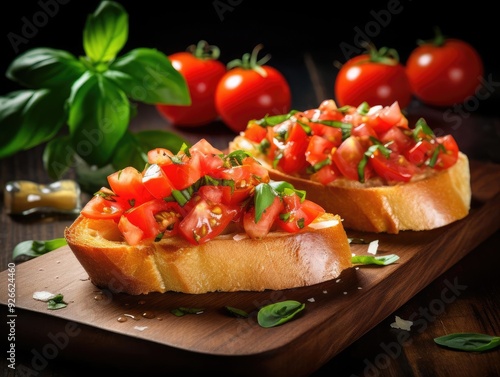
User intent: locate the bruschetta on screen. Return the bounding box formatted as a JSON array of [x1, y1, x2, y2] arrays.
[[229, 100, 471, 233], [64, 139, 352, 294]]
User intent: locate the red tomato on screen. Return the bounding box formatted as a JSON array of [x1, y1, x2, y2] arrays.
[[107, 166, 154, 206], [156, 41, 226, 127], [80, 187, 131, 221], [334, 45, 412, 109], [142, 164, 174, 199], [243, 196, 283, 239], [119, 199, 184, 245], [369, 151, 415, 183], [406, 28, 483, 106], [276, 122, 309, 174], [433, 135, 459, 170], [161, 153, 202, 190], [276, 193, 325, 233], [215, 44, 291, 133], [179, 198, 238, 245], [331, 136, 366, 181]]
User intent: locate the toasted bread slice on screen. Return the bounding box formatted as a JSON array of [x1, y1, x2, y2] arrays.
[[65, 213, 352, 295]]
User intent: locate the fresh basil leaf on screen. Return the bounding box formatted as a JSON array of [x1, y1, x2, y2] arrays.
[[257, 300, 305, 328], [73, 158, 116, 195], [67, 72, 130, 167], [43, 135, 75, 179], [83, 0, 128, 64], [170, 307, 204, 317], [351, 254, 400, 265], [254, 183, 278, 223], [111, 130, 190, 170], [47, 294, 68, 310], [225, 306, 249, 318], [0, 89, 67, 159], [434, 333, 500, 352], [6, 48, 86, 89], [0, 90, 36, 157], [107, 48, 190, 105], [12, 238, 67, 261]]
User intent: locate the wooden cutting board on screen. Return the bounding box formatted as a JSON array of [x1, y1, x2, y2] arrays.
[[2, 160, 499, 376]]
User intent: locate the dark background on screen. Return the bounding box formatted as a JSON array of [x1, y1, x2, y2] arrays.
[[1, 0, 498, 112]]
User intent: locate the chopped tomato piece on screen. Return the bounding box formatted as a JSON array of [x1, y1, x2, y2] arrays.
[[81, 187, 130, 221], [243, 196, 283, 239], [276, 193, 325, 232], [179, 198, 238, 245], [119, 199, 184, 245], [142, 164, 174, 199], [107, 166, 154, 206], [369, 151, 415, 182]]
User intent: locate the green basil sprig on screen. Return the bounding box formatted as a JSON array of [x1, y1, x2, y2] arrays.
[[1, 1, 190, 183], [257, 300, 305, 328], [434, 333, 500, 352]]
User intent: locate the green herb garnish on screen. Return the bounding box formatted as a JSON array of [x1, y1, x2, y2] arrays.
[[434, 333, 500, 352], [225, 306, 249, 318], [351, 254, 400, 265], [257, 300, 305, 328], [12, 238, 67, 261], [47, 294, 68, 310], [170, 307, 204, 317]]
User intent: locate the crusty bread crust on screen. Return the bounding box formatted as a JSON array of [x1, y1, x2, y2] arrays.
[[64, 213, 352, 295], [229, 136, 471, 233]]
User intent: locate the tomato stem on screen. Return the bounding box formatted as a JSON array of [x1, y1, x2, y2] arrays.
[[226, 44, 271, 77], [187, 40, 221, 60], [417, 26, 446, 47]]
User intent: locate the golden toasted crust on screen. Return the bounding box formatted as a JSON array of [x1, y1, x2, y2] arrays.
[[229, 136, 471, 233], [64, 213, 352, 295]]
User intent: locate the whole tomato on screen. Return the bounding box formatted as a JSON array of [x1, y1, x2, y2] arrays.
[[156, 40, 226, 127], [215, 44, 291, 133], [334, 45, 412, 109], [406, 28, 484, 107]]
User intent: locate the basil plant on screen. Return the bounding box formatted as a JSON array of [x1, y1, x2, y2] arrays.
[[0, 1, 190, 189]]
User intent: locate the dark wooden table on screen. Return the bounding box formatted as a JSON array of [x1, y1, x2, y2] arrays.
[[1, 54, 500, 376]]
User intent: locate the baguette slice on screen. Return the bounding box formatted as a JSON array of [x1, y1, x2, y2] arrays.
[[65, 213, 352, 295], [230, 136, 471, 234]]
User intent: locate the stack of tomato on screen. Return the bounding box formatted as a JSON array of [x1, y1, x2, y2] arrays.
[[241, 99, 459, 185], [334, 28, 483, 108], [80, 139, 325, 246]]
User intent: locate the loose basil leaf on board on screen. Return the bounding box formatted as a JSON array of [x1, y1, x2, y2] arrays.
[[83, 0, 128, 64], [12, 238, 67, 261], [434, 333, 500, 352], [225, 306, 250, 318], [257, 300, 305, 328], [67, 72, 130, 167], [107, 48, 191, 105], [47, 294, 68, 310], [170, 307, 205, 317], [351, 254, 400, 266], [6, 48, 86, 89]]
